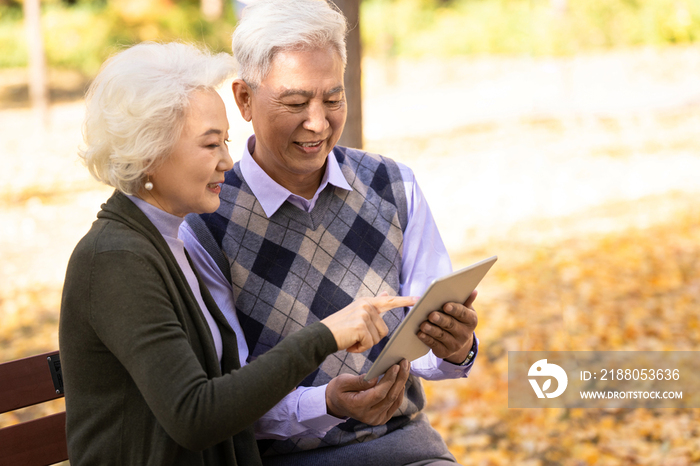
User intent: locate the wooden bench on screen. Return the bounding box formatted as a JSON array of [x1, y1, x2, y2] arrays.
[[0, 351, 68, 465]]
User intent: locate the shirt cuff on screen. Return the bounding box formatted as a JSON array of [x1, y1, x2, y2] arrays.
[[438, 333, 479, 377], [438, 333, 479, 376], [297, 385, 346, 434]]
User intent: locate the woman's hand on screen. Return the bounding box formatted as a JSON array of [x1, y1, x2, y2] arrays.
[[321, 294, 419, 353]]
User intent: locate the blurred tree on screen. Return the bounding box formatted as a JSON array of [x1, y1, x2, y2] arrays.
[[113, 0, 173, 23], [335, 0, 363, 149], [551, 0, 567, 16], [201, 0, 223, 20], [23, 0, 48, 126]]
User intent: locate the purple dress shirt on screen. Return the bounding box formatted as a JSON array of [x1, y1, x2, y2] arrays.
[[179, 135, 478, 440]]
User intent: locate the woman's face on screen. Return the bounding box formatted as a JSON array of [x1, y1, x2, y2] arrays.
[[147, 89, 233, 217]]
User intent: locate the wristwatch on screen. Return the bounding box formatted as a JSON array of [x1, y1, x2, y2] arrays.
[[457, 338, 477, 366]]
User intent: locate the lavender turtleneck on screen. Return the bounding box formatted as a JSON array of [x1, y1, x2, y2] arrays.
[[127, 195, 223, 362]]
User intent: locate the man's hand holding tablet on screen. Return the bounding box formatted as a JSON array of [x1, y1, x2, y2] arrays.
[[364, 256, 498, 381]]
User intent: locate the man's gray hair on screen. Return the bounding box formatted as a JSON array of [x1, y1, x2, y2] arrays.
[[79, 42, 236, 195], [232, 0, 348, 88]]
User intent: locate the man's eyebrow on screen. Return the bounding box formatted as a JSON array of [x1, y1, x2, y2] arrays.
[[324, 86, 345, 97], [278, 86, 345, 99], [278, 88, 313, 99]]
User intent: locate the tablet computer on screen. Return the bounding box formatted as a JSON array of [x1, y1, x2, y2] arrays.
[[364, 255, 497, 381]]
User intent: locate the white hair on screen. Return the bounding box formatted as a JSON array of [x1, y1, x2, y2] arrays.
[[79, 42, 236, 195], [232, 0, 348, 88]]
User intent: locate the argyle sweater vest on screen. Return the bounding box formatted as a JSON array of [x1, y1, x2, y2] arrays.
[[188, 147, 447, 462]]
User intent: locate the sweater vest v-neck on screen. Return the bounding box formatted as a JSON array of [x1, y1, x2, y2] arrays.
[[188, 147, 443, 461]]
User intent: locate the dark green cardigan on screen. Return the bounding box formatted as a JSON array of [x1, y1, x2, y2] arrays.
[[59, 191, 337, 466]]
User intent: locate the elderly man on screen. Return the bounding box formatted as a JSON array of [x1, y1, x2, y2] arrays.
[[181, 0, 479, 464]]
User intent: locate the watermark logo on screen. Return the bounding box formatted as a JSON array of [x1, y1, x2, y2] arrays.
[[510, 352, 695, 408], [528, 359, 568, 398]]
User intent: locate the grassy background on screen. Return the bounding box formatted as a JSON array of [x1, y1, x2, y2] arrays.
[[2, 0, 700, 77], [0, 0, 236, 75], [362, 0, 700, 58]]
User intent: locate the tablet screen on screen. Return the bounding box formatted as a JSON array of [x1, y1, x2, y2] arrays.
[[364, 255, 497, 380]]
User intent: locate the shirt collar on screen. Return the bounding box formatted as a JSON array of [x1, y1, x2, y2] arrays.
[[239, 135, 352, 217]]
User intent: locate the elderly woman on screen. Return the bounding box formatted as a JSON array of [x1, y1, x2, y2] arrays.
[[181, 1, 479, 465], [58, 41, 416, 466]]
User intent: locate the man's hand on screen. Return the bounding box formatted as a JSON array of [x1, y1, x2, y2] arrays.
[[326, 360, 410, 425], [417, 290, 478, 364]]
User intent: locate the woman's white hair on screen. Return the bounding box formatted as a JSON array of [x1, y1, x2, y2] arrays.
[[79, 42, 236, 195], [232, 0, 348, 88]]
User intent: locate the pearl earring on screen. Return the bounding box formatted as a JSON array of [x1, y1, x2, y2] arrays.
[[144, 178, 153, 191]]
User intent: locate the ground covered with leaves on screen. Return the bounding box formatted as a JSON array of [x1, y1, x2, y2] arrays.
[[424, 209, 700, 465]]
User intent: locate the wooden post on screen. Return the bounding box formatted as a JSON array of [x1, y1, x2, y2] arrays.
[[23, 0, 49, 127], [334, 0, 363, 149]]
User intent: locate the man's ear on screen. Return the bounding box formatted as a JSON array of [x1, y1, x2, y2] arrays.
[[232, 78, 253, 122]]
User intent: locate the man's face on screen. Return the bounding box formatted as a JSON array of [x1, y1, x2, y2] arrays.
[[235, 47, 347, 197]]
